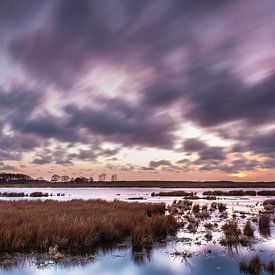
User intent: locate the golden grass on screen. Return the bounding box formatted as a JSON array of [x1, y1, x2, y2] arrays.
[[0, 199, 178, 253]]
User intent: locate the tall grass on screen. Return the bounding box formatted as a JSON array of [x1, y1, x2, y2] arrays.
[[259, 214, 270, 236], [239, 255, 262, 275], [220, 220, 241, 246], [243, 221, 254, 237], [0, 200, 178, 253]]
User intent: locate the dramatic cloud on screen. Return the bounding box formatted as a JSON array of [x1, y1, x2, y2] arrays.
[[0, 0, 275, 178]]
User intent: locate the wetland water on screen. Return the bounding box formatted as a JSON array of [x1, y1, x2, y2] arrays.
[[0, 187, 274, 275]]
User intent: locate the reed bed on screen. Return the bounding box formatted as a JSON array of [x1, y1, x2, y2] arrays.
[[0, 199, 178, 253], [0, 192, 25, 197], [203, 190, 257, 196], [151, 191, 194, 197], [0, 192, 50, 198]]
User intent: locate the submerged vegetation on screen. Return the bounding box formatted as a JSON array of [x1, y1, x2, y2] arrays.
[[240, 256, 275, 275], [0, 200, 178, 254], [239, 255, 262, 275]]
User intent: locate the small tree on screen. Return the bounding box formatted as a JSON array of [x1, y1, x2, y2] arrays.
[[60, 175, 70, 182], [51, 174, 60, 182]]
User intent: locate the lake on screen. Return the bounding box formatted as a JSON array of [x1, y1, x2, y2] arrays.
[[0, 187, 274, 275]]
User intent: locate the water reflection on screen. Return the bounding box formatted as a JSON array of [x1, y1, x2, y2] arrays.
[[0, 187, 274, 274]]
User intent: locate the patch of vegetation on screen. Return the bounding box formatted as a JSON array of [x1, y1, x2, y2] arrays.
[[259, 214, 270, 236], [30, 192, 49, 197], [0, 200, 178, 253], [152, 191, 195, 197], [0, 192, 25, 197], [217, 203, 227, 212], [220, 220, 242, 246], [243, 221, 254, 237], [239, 255, 262, 275]]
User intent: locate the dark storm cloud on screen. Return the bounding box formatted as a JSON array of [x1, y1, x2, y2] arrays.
[[1, 0, 275, 171], [65, 100, 175, 148], [0, 0, 46, 29], [230, 129, 275, 169], [149, 160, 173, 168], [0, 85, 42, 118], [7, 0, 238, 87], [184, 70, 275, 128], [183, 139, 206, 152], [0, 85, 44, 161], [183, 139, 226, 161]]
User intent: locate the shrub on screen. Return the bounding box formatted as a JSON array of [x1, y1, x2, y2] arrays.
[[243, 221, 254, 237]]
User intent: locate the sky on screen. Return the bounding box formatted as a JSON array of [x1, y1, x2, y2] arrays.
[[0, 0, 275, 181]]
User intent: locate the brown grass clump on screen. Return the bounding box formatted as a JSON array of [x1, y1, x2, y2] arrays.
[[204, 222, 213, 230], [205, 231, 212, 241], [220, 220, 241, 246], [217, 203, 227, 212], [239, 255, 262, 275], [210, 202, 217, 210], [30, 192, 48, 197], [243, 221, 254, 237], [259, 214, 270, 236], [187, 222, 197, 233], [0, 199, 178, 253], [192, 204, 200, 213]]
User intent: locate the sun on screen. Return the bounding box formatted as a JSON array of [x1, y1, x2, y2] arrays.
[[230, 171, 248, 178]]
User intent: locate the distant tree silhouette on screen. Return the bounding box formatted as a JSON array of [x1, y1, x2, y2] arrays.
[[60, 175, 70, 182], [51, 174, 60, 182], [74, 177, 88, 184], [111, 174, 118, 182], [98, 173, 106, 182], [0, 173, 31, 182]]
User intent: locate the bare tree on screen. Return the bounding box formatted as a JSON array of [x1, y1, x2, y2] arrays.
[[111, 174, 117, 182], [60, 175, 70, 182], [98, 173, 106, 182], [51, 174, 60, 182]]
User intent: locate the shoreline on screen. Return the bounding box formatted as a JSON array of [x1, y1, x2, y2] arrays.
[[1, 181, 275, 188]]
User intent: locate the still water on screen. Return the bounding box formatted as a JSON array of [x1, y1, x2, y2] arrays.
[[0, 187, 274, 275]]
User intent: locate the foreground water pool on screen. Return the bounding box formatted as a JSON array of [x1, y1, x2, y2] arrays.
[[0, 187, 274, 274]]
